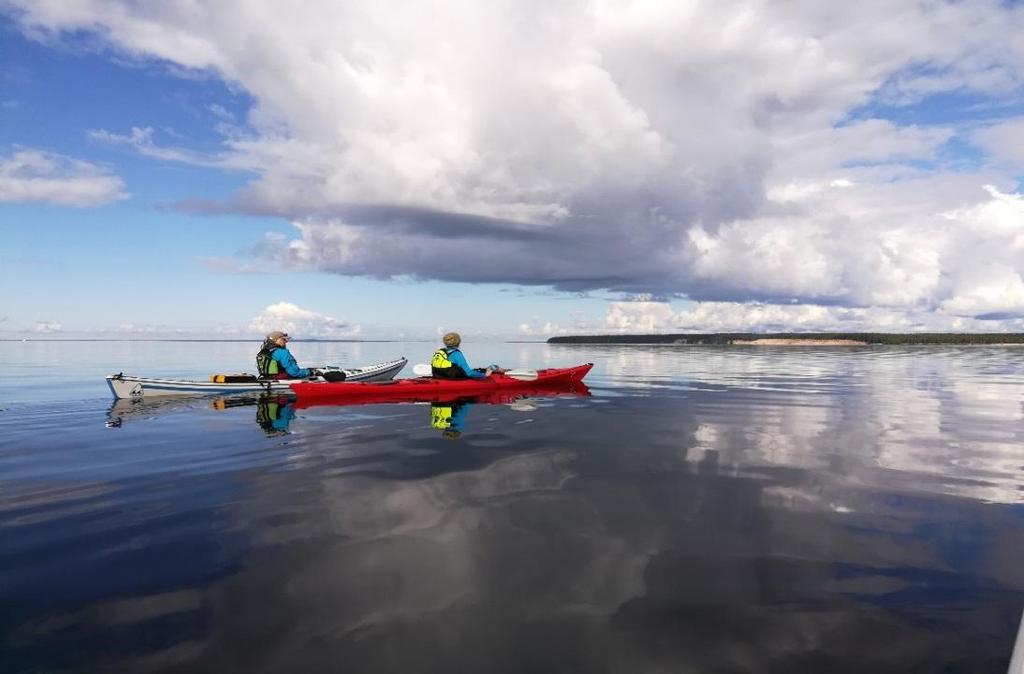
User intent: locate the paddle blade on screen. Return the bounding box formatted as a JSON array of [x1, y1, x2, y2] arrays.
[[412, 363, 432, 376], [502, 369, 538, 381]]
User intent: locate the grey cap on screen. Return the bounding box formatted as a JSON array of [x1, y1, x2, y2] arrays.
[[266, 331, 290, 341]]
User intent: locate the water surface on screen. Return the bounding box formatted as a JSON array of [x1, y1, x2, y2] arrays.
[[2, 341, 1023, 672]]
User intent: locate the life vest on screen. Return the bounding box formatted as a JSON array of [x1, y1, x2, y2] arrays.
[[256, 343, 285, 378], [431, 347, 468, 379]]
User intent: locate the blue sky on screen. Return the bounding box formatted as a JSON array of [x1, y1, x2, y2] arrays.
[[2, 2, 1023, 339], [0, 15, 607, 339]]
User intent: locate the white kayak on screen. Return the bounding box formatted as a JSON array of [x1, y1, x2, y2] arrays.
[[105, 357, 407, 399]]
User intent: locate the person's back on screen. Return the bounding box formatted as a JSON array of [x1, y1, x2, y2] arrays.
[[431, 332, 490, 380], [256, 331, 313, 379]]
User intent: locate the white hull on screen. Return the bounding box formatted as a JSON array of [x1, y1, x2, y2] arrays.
[[106, 358, 407, 399]]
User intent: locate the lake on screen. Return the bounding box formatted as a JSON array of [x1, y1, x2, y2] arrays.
[[2, 340, 1023, 673]]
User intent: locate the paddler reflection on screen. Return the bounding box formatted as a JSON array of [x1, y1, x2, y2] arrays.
[[212, 395, 296, 436], [430, 399, 473, 440], [211, 395, 298, 435], [253, 395, 295, 435]]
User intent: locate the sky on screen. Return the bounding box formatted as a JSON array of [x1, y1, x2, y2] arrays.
[[1, 0, 1023, 340]]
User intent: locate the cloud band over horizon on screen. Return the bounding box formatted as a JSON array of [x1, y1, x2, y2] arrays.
[[4, 0, 1024, 333]]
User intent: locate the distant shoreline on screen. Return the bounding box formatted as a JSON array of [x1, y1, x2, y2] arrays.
[[547, 333, 1024, 346]]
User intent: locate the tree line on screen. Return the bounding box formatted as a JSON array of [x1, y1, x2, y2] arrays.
[[546, 333, 1024, 345]]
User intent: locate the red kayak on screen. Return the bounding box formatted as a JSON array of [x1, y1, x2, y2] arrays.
[[288, 363, 593, 401], [292, 383, 590, 409]]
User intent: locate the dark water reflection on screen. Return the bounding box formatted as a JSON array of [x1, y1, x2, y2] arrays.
[[2, 344, 1024, 672]]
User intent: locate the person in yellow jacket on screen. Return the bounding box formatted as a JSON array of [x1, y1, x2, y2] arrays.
[[430, 332, 500, 379]]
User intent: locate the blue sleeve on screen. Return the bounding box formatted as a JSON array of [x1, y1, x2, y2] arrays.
[[273, 348, 311, 378], [449, 350, 486, 379]]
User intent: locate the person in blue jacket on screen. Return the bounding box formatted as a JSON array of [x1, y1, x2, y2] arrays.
[[256, 331, 317, 379], [431, 332, 499, 379]]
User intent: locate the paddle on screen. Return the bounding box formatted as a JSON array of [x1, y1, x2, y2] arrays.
[[412, 363, 539, 381]]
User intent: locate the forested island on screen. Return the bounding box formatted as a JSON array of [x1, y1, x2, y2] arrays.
[[547, 333, 1024, 345]]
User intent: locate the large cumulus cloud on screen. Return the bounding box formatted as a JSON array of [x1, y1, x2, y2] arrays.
[[7, 0, 1024, 321], [248, 301, 360, 338]]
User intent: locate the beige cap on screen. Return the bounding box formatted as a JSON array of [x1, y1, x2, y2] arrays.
[[442, 332, 461, 347], [266, 331, 290, 341]]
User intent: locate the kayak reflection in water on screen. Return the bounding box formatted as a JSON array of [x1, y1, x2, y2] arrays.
[[255, 395, 296, 436], [430, 399, 472, 440], [105, 380, 592, 440], [106, 394, 271, 429]]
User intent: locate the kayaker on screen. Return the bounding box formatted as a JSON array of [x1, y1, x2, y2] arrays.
[[431, 332, 499, 379], [256, 331, 318, 379]]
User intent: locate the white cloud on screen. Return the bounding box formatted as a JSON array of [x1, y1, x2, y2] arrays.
[[87, 127, 218, 166], [971, 117, 1024, 168], [604, 300, 1024, 334], [33, 320, 62, 333], [941, 264, 1024, 317], [8, 0, 1024, 327], [517, 321, 569, 337], [770, 119, 954, 182], [248, 301, 360, 338], [606, 302, 676, 333], [115, 322, 192, 335], [0, 149, 126, 206], [686, 182, 1024, 316], [207, 104, 234, 121]]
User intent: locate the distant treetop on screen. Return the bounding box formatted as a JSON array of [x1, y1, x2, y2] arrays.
[[546, 333, 1024, 345]]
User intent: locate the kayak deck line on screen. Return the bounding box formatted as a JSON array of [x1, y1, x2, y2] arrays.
[[288, 363, 594, 400], [105, 357, 407, 399]]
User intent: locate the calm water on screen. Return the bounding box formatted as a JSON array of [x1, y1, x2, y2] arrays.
[[2, 341, 1024, 673]]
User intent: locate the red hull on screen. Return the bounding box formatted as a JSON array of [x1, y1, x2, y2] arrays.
[[288, 363, 593, 401], [292, 383, 590, 409]]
